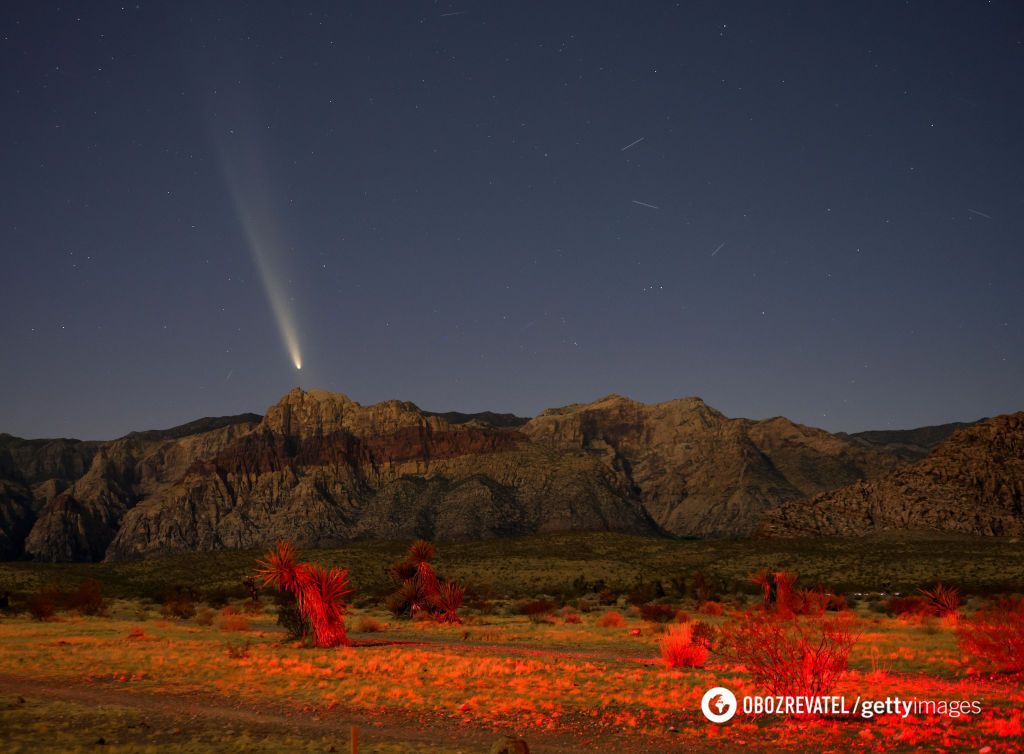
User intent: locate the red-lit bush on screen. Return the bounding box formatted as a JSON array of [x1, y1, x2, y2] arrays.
[[597, 610, 626, 628], [956, 597, 1024, 672], [919, 582, 961, 618], [720, 613, 857, 696], [660, 623, 709, 668], [430, 581, 465, 624], [257, 541, 352, 648], [384, 540, 463, 624], [885, 595, 932, 618]]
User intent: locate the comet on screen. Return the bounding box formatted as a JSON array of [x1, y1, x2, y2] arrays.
[[213, 95, 303, 372]]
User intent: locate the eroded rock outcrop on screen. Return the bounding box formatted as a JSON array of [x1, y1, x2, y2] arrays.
[[759, 413, 1024, 536], [107, 389, 655, 559], [22, 417, 259, 562], [522, 395, 902, 537]]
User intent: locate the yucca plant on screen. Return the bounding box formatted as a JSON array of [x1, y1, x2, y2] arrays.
[[256, 541, 353, 647], [430, 581, 465, 624]]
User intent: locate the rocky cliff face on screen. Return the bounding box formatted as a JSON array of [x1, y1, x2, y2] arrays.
[[7, 388, 1011, 562], [107, 389, 654, 559], [759, 413, 1024, 537], [521, 395, 901, 537], [0, 434, 103, 558], [0, 417, 259, 561]]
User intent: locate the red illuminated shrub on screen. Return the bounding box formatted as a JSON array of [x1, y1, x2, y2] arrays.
[[384, 540, 463, 624], [217, 610, 251, 632], [699, 601, 725, 616], [257, 541, 352, 648], [521, 599, 556, 624], [430, 581, 465, 624], [885, 595, 932, 618], [956, 597, 1024, 672], [353, 616, 386, 633], [597, 610, 626, 628], [720, 613, 857, 697], [749, 569, 835, 616], [919, 582, 961, 618], [660, 623, 709, 668], [690, 620, 717, 650]]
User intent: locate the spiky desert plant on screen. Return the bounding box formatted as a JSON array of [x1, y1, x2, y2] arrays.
[[412, 560, 440, 613], [301, 563, 353, 647], [257, 541, 305, 595], [256, 541, 353, 647], [919, 582, 961, 618], [385, 539, 448, 618], [408, 539, 436, 564], [430, 581, 465, 624]]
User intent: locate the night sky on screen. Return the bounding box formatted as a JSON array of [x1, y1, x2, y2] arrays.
[[2, 2, 1022, 440]]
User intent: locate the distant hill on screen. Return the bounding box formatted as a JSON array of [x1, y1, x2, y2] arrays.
[[421, 410, 529, 428], [124, 414, 263, 442], [762, 413, 1024, 537], [840, 420, 981, 461]]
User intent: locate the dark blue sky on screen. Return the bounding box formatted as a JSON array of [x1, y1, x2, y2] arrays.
[[2, 1, 1022, 440]]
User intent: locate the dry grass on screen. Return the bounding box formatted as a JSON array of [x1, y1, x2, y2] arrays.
[[0, 598, 1020, 752]]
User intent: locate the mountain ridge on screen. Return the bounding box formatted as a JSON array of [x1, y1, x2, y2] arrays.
[[0, 389, 1014, 562]]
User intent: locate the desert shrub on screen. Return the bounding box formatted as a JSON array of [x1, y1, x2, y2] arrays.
[[660, 623, 709, 668], [257, 541, 352, 648], [720, 613, 857, 697], [749, 570, 833, 616], [956, 597, 1024, 672], [69, 579, 105, 616], [919, 582, 961, 618], [353, 616, 386, 633], [597, 610, 626, 628], [27, 589, 57, 621], [826, 593, 848, 612], [699, 601, 725, 616], [640, 602, 677, 623], [563, 612, 582, 624], [161, 595, 196, 620], [885, 595, 933, 619], [217, 610, 251, 632], [277, 603, 308, 641], [195, 607, 216, 627], [689, 620, 717, 650], [597, 588, 618, 606], [160, 586, 198, 619], [520, 599, 556, 623]]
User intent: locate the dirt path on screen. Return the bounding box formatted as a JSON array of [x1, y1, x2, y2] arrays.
[[0, 674, 687, 753]]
